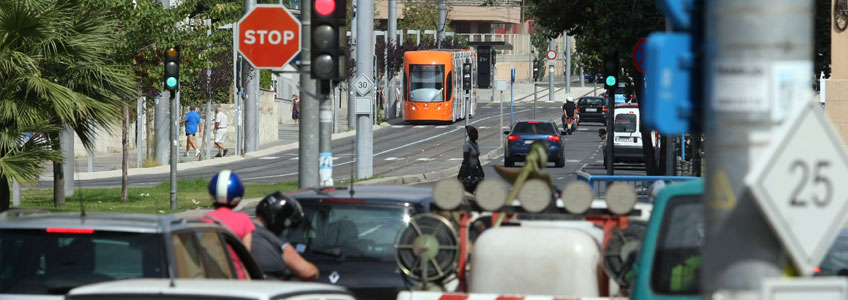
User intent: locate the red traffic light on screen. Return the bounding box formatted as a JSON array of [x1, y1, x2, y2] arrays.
[[315, 0, 335, 16]]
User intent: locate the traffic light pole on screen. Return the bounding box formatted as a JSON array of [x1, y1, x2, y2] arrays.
[[703, 0, 813, 293], [606, 83, 614, 176], [299, 0, 319, 187], [355, 0, 374, 179], [548, 39, 555, 103], [244, 0, 259, 154], [169, 90, 178, 210], [155, 92, 169, 164]]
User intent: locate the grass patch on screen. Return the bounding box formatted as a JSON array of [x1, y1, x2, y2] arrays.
[[19, 178, 299, 214]]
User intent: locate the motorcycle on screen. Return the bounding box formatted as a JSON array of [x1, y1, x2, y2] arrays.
[[563, 116, 577, 135]]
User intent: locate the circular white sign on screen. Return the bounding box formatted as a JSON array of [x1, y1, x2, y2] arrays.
[[546, 50, 557, 60]]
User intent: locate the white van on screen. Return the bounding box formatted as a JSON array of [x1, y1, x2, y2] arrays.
[[603, 104, 658, 168]]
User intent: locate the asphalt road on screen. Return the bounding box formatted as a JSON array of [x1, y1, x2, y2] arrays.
[[39, 101, 645, 189]]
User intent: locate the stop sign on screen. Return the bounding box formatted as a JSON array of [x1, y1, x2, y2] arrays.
[[238, 5, 301, 69]]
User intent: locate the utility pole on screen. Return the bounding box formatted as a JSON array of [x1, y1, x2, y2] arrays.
[[137, 97, 144, 167], [548, 39, 554, 103], [155, 92, 170, 164], [169, 89, 179, 210], [703, 0, 813, 293], [204, 19, 213, 160], [243, 0, 259, 153], [579, 53, 585, 88], [437, 0, 445, 48], [299, 0, 319, 187], [565, 33, 571, 93], [388, 0, 397, 119], [355, 0, 374, 179], [348, 3, 357, 130]]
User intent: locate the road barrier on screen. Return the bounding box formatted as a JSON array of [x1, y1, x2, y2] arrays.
[[575, 171, 700, 203]]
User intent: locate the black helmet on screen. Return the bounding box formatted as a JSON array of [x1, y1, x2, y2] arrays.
[[256, 192, 304, 235]]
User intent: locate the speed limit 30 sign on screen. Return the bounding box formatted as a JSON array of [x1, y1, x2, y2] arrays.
[[746, 100, 848, 275]]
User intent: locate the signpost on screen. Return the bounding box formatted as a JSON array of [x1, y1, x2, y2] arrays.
[[632, 38, 647, 73], [746, 101, 848, 276], [546, 49, 557, 65], [495, 80, 508, 147], [238, 5, 301, 69], [353, 74, 374, 115]]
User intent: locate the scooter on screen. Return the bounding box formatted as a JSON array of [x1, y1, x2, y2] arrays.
[[563, 117, 576, 135]]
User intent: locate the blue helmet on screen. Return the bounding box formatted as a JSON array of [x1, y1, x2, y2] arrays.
[[209, 170, 245, 206]]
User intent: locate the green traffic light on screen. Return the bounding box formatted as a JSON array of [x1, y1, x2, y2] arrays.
[[605, 75, 616, 87], [166, 77, 177, 88]]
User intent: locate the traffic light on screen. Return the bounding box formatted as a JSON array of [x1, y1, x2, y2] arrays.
[[462, 61, 472, 91], [163, 46, 180, 91], [603, 52, 618, 89], [311, 0, 347, 80], [533, 59, 540, 81]]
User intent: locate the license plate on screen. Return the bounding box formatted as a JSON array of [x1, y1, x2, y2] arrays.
[[585, 108, 597, 112], [617, 137, 631, 142], [524, 140, 533, 145]]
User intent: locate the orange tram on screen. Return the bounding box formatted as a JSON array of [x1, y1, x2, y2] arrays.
[[402, 49, 477, 123]]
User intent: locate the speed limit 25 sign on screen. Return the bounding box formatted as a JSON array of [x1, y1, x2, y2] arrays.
[[746, 101, 848, 276]]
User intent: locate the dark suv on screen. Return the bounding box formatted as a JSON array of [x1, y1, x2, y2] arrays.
[[504, 120, 566, 168], [577, 96, 606, 124], [275, 186, 434, 300], [0, 211, 262, 299]]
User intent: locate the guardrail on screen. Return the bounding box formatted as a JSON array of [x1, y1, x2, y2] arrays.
[[575, 171, 700, 203]]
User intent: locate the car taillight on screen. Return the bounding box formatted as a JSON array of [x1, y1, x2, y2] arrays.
[[46, 227, 94, 234], [528, 121, 540, 124], [602, 105, 608, 113], [508, 135, 520, 142], [547, 135, 560, 142]]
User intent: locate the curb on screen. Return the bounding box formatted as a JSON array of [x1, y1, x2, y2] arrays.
[[45, 122, 392, 181]]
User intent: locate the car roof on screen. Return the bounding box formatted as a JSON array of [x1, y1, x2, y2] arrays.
[[288, 185, 433, 205], [67, 279, 351, 299], [0, 212, 219, 233]]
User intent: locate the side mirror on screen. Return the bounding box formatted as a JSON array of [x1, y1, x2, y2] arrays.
[[503, 130, 510, 135]]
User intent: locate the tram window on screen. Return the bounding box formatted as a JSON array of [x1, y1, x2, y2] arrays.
[[446, 72, 452, 102], [409, 64, 445, 103]]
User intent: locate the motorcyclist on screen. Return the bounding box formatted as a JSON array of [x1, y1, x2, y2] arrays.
[[562, 97, 578, 132], [252, 191, 319, 281]]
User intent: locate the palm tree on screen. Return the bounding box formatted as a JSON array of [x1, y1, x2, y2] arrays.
[[0, 0, 137, 210]]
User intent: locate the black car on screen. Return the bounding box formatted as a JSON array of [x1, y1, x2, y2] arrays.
[[0, 212, 263, 298], [504, 120, 566, 168], [577, 96, 606, 124], [281, 186, 434, 300]]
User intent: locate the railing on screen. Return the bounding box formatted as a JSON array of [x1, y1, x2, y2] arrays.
[[575, 171, 701, 203]]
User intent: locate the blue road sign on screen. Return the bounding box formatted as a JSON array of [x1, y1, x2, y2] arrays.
[[511, 67, 516, 83], [643, 32, 693, 134]]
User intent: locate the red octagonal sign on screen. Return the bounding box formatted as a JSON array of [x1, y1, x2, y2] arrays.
[[238, 5, 301, 69]]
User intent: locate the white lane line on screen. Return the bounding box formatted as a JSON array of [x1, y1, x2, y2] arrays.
[[436, 125, 448, 128], [557, 177, 565, 180], [384, 157, 402, 161], [392, 125, 404, 128], [258, 156, 279, 160], [416, 158, 434, 161], [413, 125, 427, 128], [567, 159, 580, 163], [448, 158, 463, 161], [289, 157, 299, 160], [479, 126, 490, 129], [595, 160, 604, 164], [332, 157, 342, 160]]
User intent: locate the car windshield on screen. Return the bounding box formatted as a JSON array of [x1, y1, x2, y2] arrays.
[[651, 195, 704, 295], [818, 229, 848, 276], [615, 114, 637, 133], [579, 97, 604, 106], [513, 122, 556, 134], [285, 201, 413, 262], [409, 64, 445, 102], [0, 230, 166, 295]]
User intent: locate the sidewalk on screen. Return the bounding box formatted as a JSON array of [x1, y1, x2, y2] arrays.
[[39, 107, 359, 181]]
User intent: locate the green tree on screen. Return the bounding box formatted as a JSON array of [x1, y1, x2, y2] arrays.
[[0, 0, 137, 210]]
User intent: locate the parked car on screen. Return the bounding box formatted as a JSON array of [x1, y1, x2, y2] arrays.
[[276, 186, 434, 300], [67, 279, 356, 300], [0, 211, 263, 299], [504, 120, 566, 168], [577, 96, 607, 124]]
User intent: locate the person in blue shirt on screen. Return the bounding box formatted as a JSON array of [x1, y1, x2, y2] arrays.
[[180, 105, 202, 157]]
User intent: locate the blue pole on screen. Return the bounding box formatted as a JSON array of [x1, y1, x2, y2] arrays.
[[681, 134, 686, 160], [510, 68, 515, 126]]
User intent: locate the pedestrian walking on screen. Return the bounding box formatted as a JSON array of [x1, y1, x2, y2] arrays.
[[457, 126, 484, 192], [180, 105, 202, 157], [291, 95, 300, 126], [214, 107, 229, 157]]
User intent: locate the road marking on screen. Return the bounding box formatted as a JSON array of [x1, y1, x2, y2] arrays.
[[416, 158, 434, 161], [479, 126, 490, 129], [392, 125, 404, 128], [448, 158, 463, 161], [596, 160, 604, 164], [413, 125, 427, 128], [289, 157, 299, 160], [567, 159, 580, 163], [384, 157, 402, 161], [332, 157, 341, 160], [557, 177, 565, 180], [436, 125, 448, 128], [258, 156, 279, 160]]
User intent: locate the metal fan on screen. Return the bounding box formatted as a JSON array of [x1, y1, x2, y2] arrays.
[[393, 213, 460, 285], [603, 222, 647, 288]]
